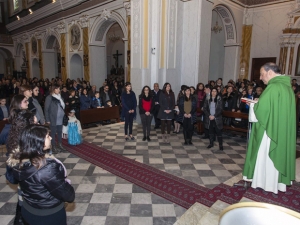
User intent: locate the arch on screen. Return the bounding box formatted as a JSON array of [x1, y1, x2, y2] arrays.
[[15, 43, 24, 56], [43, 31, 61, 50], [89, 11, 127, 46], [213, 4, 237, 45], [32, 58, 40, 79], [70, 54, 83, 80]]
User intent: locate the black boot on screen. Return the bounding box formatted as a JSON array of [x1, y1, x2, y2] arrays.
[[218, 136, 223, 151], [188, 138, 193, 145], [183, 131, 188, 145], [51, 145, 59, 154], [14, 203, 24, 225], [207, 135, 214, 148], [147, 136, 151, 141], [142, 136, 146, 141]]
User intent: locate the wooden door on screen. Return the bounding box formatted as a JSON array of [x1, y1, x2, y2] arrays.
[[251, 57, 276, 81]]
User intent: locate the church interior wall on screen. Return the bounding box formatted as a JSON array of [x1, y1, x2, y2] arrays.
[[69, 53, 83, 80], [209, 10, 226, 81], [43, 50, 58, 79], [32, 58, 40, 79], [248, 2, 291, 77]]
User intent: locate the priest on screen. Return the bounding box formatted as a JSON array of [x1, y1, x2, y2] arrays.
[[243, 62, 296, 194]]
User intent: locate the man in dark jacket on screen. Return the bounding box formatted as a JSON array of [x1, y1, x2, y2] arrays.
[[152, 83, 161, 129], [100, 85, 115, 106]]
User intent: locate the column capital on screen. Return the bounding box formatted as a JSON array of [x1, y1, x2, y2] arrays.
[[124, 1, 131, 16], [79, 15, 89, 28], [56, 21, 67, 34]]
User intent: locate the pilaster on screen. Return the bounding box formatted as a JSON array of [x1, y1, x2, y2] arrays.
[[80, 15, 90, 82], [239, 25, 252, 80], [57, 22, 67, 82]]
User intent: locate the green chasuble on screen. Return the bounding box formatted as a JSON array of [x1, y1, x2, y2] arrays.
[[243, 75, 296, 185]]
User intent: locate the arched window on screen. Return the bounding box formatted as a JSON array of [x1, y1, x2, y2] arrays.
[[13, 0, 19, 11], [295, 44, 300, 76]]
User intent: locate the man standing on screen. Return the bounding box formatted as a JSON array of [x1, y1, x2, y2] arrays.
[[202, 84, 211, 139], [243, 63, 296, 194], [152, 83, 161, 129]]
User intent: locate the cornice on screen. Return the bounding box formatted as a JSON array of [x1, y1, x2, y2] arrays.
[[230, 0, 293, 7]]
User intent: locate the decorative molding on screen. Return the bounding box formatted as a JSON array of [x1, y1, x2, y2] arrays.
[[79, 15, 89, 28], [124, 2, 131, 16], [132, 0, 140, 54], [101, 9, 112, 20], [56, 21, 66, 34]]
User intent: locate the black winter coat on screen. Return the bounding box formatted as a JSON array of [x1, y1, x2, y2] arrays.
[[203, 96, 223, 129], [13, 159, 75, 209], [222, 92, 237, 111], [177, 96, 197, 124], [157, 92, 175, 120]]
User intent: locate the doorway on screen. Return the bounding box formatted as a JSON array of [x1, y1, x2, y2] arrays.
[[251, 57, 276, 81]]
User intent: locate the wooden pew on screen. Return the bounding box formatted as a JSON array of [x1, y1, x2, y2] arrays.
[[196, 109, 249, 134], [222, 111, 248, 133], [79, 106, 120, 125]]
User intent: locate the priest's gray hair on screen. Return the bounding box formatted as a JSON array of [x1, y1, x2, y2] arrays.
[[262, 62, 281, 74]]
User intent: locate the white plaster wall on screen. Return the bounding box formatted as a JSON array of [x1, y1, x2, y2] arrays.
[[249, 3, 291, 76], [43, 51, 57, 79], [90, 45, 106, 89], [209, 11, 225, 81], [70, 54, 83, 80], [32, 58, 40, 78], [181, 0, 200, 87]]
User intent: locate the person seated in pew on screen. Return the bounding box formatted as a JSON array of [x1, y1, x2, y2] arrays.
[[91, 92, 104, 108], [104, 100, 113, 108], [0, 98, 9, 121]]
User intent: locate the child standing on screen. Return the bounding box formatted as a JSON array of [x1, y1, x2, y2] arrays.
[[62, 109, 82, 145]]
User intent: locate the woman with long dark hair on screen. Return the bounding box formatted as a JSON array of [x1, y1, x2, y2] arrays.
[[203, 87, 224, 151], [32, 84, 45, 125], [158, 83, 175, 143], [11, 125, 75, 225], [44, 84, 66, 154], [139, 85, 155, 141], [121, 82, 137, 141], [6, 110, 36, 225], [177, 87, 197, 145]]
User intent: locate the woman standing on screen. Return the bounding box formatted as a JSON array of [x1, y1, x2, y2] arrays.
[[139, 86, 155, 141], [12, 125, 75, 225], [158, 83, 175, 143], [121, 82, 137, 141], [44, 84, 66, 154], [195, 83, 206, 115], [80, 88, 91, 110], [32, 85, 45, 125], [177, 87, 197, 145], [19, 85, 36, 113], [67, 90, 80, 119], [203, 87, 224, 151]]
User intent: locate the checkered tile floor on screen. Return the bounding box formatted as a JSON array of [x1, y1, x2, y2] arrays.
[[0, 122, 295, 225]]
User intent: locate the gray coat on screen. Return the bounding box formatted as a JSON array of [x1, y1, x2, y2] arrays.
[[203, 95, 223, 130], [44, 95, 65, 125], [32, 97, 45, 125]]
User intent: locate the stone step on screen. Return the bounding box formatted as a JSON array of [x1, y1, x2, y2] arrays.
[[173, 202, 209, 225]]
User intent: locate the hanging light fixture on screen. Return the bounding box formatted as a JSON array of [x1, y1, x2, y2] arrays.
[[211, 11, 222, 34], [108, 32, 121, 42]]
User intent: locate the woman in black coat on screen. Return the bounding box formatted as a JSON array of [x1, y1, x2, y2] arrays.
[[203, 87, 224, 151], [139, 86, 155, 141], [177, 87, 197, 145], [12, 125, 75, 225], [157, 83, 175, 143]]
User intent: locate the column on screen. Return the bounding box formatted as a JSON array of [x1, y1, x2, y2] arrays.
[[25, 42, 31, 78], [239, 25, 253, 80], [80, 15, 90, 82], [124, 1, 131, 82], [278, 43, 284, 71], [37, 39, 44, 79], [282, 44, 288, 74], [57, 22, 67, 82], [223, 44, 240, 83], [288, 42, 295, 75]]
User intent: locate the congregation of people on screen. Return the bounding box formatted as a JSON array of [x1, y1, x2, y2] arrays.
[[2, 71, 300, 224]]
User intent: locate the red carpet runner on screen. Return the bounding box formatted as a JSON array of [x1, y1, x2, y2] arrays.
[[62, 140, 209, 209]]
